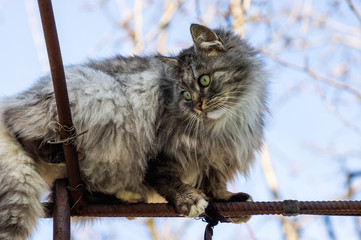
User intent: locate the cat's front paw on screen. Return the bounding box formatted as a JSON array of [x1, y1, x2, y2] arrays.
[[173, 190, 208, 218], [188, 198, 209, 218], [228, 192, 252, 202], [227, 192, 253, 224], [115, 191, 145, 203], [212, 191, 252, 223]]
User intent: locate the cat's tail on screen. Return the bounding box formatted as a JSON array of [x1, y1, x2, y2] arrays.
[[0, 122, 47, 240]]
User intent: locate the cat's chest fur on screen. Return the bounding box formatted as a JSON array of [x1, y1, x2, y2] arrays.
[[159, 117, 251, 187]]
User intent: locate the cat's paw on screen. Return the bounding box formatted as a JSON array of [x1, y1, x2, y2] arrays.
[[228, 192, 252, 202], [173, 190, 208, 218], [188, 198, 209, 218], [115, 191, 145, 203], [227, 215, 252, 224], [212, 191, 252, 223], [227, 192, 253, 224]]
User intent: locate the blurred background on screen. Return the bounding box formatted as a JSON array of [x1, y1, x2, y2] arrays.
[[1, 0, 361, 239]]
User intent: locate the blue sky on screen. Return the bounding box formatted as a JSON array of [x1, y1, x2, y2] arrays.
[[1, 1, 361, 239]]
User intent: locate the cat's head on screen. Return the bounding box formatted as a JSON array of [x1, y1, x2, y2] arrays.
[[159, 24, 266, 131]]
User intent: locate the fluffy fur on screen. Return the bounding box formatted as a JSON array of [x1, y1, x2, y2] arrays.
[[0, 24, 267, 239]]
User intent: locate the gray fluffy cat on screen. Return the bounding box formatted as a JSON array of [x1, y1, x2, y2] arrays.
[[0, 24, 267, 239]]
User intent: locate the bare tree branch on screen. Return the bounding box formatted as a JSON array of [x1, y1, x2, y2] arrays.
[[346, 0, 361, 22], [24, 0, 49, 73], [260, 48, 361, 100], [133, 0, 143, 53], [323, 98, 361, 137], [144, 218, 160, 240], [133, 0, 184, 54], [229, 0, 247, 36], [261, 146, 299, 240]]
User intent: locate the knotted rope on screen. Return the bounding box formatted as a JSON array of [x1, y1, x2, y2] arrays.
[[203, 199, 230, 240]]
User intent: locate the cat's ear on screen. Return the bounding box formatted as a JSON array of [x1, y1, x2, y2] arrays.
[[156, 56, 178, 68], [190, 24, 225, 53]]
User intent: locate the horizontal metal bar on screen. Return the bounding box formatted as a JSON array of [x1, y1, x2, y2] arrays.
[[43, 200, 361, 218]]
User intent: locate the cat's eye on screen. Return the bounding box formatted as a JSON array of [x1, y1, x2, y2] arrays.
[[198, 75, 211, 87], [182, 91, 192, 101]]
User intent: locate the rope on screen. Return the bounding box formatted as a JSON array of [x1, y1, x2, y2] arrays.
[[203, 199, 229, 240]]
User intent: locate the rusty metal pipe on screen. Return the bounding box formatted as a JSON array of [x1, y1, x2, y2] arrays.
[[72, 200, 361, 217], [37, 0, 83, 208], [53, 179, 71, 240], [43, 200, 361, 218]]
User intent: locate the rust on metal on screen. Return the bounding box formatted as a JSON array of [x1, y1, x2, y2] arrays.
[[43, 199, 361, 218], [37, 0, 84, 210], [53, 179, 71, 240]]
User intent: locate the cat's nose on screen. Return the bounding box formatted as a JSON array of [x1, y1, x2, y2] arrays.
[[194, 101, 203, 111]]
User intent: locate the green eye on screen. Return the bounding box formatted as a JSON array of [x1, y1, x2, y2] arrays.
[[199, 75, 210, 87], [183, 91, 192, 101]]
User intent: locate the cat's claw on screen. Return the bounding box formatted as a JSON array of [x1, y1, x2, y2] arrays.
[[187, 198, 208, 218], [173, 190, 209, 217]]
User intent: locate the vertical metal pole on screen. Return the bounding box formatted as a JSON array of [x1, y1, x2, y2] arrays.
[[37, 0, 84, 206], [37, 0, 86, 239], [53, 180, 71, 240]]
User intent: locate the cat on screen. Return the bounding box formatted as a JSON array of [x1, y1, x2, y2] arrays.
[[0, 24, 267, 239]]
